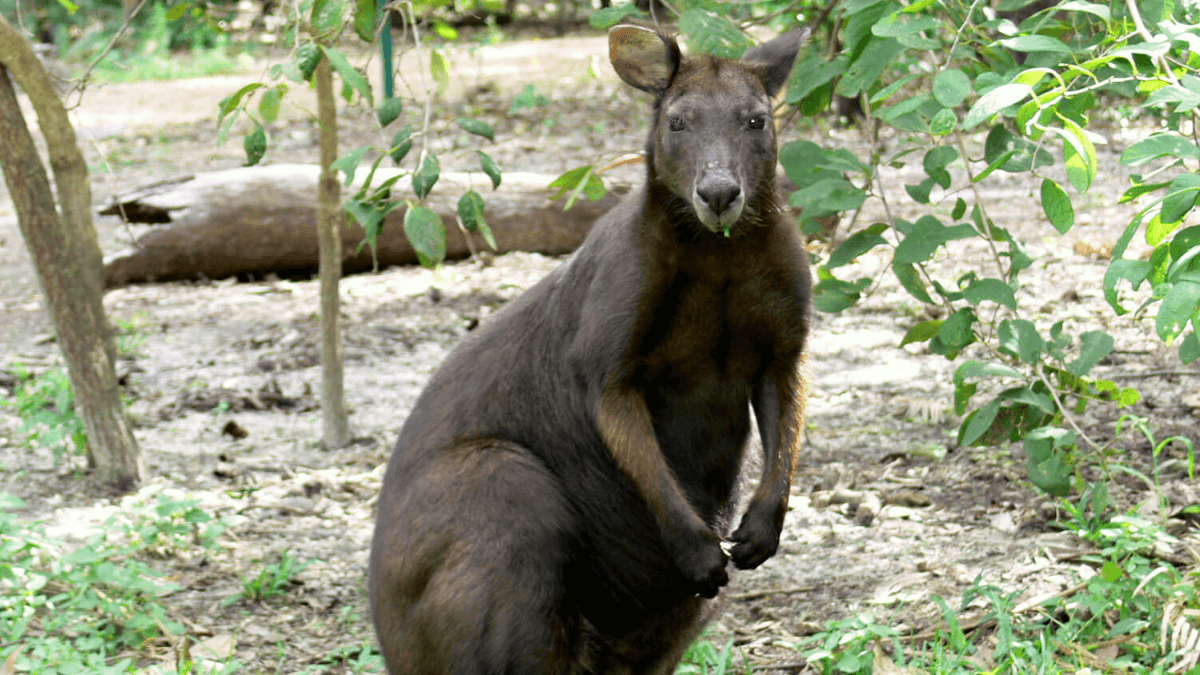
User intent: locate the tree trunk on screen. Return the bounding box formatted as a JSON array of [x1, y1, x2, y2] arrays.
[[315, 54, 350, 449], [0, 18, 144, 491]]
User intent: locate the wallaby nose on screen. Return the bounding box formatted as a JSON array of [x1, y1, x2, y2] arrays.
[[697, 180, 742, 216]]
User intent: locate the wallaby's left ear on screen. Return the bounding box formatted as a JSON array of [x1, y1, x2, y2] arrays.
[[743, 27, 810, 98], [610, 24, 681, 94]]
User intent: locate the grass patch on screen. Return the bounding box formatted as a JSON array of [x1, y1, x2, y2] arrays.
[[0, 491, 239, 674], [85, 44, 243, 84], [794, 498, 1200, 674]]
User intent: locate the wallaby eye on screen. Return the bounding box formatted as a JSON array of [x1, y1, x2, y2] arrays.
[[668, 116, 687, 132], [747, 115, 768, 131]]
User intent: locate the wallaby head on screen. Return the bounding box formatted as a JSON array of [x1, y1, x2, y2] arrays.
[[609, 24, 808, 235]]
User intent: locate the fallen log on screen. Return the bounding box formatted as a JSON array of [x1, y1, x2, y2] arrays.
[[101, 165, 625, 289]]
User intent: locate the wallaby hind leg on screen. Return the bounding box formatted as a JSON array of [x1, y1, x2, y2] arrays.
[[369, 441, 578, 675], [578, 595, 710, 675]]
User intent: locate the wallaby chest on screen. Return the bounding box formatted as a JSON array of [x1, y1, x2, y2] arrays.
[[633, 233, 806, 393]]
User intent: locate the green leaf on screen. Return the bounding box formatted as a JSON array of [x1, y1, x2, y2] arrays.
[[837, 36, 906, 98], [1068, 331, 1114, 377], [550, 166, 606, 209], [243, 124, 266, 167], [459, 192, 496, 249], [983, 125, 1053, 173], [477, 220, 497, 250], [296, 43, 321, 82], [1161, 173, 1200, 224], [344, 197, 387, 250], [590, 4, 647, 29], [963, 84, 1032, 129], [1157, 280, 1200, 340], [311, 0, 344, 36], [1101, 560, 1123, 582], [1120, 181, 1170, 204], [353, 0, 377, 42], [430, 50, 449, 94], [826, 231, 888, 269], [1059, 1, 1110, 20], [1146, 214, 1180, 248], [905, 178, 934, 205], [412, 154, 440, 199], [477, 151, 502, 190], [1052, 117, 1097, 193], [258, 85, 284, 124], [1147, 83, 1200, 114], [929, 108, 957, 136], [217, 83, 263, 127], [998, 35, 1074, 54], [871, 11, 940, 37], [964, 278, 1017, 310], [930, 308, 976, 359], [1180, 331, 1200, 364], [1171, 226, 1200, 260], [933, 69, 972, 108], [455, 118, 495, 141], [893, 262, 933, 303], [404, 206, 446, 267], [1103, 259, 1153, 315], [321, 46, 374, 107], [331, 147, 370, 187], [167, 2, 189, 20], [960, 400, 1002, 446], [1026, 446, 1071, 497], [433, 20, 458, 40], [998, 319, 1043, 365], [678, 9, 752, 59], [820, 148, 872, 176], [813, 277, 871, 313], [1040, 179, 1074, 234], [952, 198, 967, 220], [894, 216, 975, 264], [923, 146, 958, 188], [900, 320, 942, 347], [390, 125, 414, 165], [787, 55, 849, 106], [1120, 133, 1200, 166], [458, 190, 486, 233], [998, 386, 1055, 414], [378, 97, 403, 127]]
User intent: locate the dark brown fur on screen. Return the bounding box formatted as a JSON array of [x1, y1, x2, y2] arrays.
[[369, 25, 812, 675]]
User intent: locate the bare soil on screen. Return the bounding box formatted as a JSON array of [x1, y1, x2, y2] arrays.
[[0, 32, 1198, 674]]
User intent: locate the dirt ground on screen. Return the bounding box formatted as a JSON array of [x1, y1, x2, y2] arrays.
[[1, 32, 1198, 674]]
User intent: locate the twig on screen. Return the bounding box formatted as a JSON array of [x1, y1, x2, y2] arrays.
[[900, 613, 995, 644], [1125, 0, 1179, 86], [1103, 369, 1199, 380], [400, 1, 435, 168], [732, 586, 817, 601], [236, 503, 317, 516], [66, 0, 150, 108], [1037, 363, 1103, 453], [954, 130, 1007, 281], [943, 0, 985, 71], [750, 661, 808, 672]]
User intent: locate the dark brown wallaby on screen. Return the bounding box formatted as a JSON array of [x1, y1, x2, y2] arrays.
[[369, 23, 812, 675]]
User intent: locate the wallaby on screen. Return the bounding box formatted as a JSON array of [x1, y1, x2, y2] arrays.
[[369, 23, 813, 675]]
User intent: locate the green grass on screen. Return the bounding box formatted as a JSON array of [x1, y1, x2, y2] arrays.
[[0, 492, 238, 675], [793, 496, 1200, 674], [86, 44, 242, 83]]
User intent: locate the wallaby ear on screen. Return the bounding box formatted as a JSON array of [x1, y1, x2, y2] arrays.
[[609, 24, 680, 94], [743, 27, 810, 98]]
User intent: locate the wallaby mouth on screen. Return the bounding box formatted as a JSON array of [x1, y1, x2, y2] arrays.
[[691, 170, 746, 235]]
